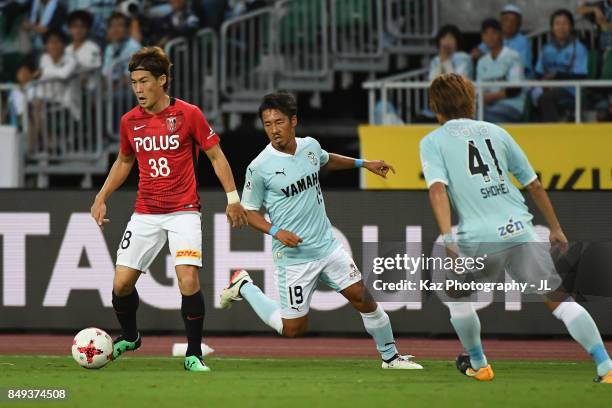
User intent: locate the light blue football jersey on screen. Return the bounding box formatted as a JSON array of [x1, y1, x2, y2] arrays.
[[420, 119, 539, 245], [241, 137, 339, 266]]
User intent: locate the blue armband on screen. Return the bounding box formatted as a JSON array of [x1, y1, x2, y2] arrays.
[[268, 225, 280, 237], [354, 159, 364, 168]]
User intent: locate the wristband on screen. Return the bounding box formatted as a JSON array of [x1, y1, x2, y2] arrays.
[[268, 226, 280, 237], [441, 233, 454, 244], [354, 159, 364, 168], [226, 190, 240, 205]]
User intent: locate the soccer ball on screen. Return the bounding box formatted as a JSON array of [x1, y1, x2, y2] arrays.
[[71, 328, 113, 369]]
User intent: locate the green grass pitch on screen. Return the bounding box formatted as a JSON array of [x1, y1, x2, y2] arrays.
[[0, 356, 609, 407]]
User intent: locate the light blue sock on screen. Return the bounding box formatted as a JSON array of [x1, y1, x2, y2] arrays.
[[449, 303, 487, 370], [554, 301, 612, 377], [360, 305, 398, 361], [240, 282, 283, 335]]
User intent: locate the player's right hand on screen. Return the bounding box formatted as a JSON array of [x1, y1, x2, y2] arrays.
[[275, 230, 303, 248], [90, 199, 110, 229]]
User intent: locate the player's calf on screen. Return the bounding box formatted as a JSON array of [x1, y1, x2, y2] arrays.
[[281, 316, 308, 338]]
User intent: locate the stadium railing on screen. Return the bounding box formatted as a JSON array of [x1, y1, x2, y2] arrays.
[[23, 69, 106, 188], [0, 84, 17, 127], [330, 0, 387, 72], [274, 0, 333, 92], [365, 67, 430, 124], [220, 7, 277, 114], [164, 29, 220, 124], [383, 0, 439, 55], [106, 57, 137, 141], [363, 78, 612, 124]]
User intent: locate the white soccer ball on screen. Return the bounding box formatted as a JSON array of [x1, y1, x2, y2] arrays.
[[71, 328, 113, 369]]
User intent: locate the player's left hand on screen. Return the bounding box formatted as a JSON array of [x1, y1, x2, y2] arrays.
[[549, 228, 569, 255], [363, 160, 395, 179], [226, 203, 248, 228]]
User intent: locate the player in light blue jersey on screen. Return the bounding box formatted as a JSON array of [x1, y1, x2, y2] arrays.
[[420, 73, 612, 383], [220, 91, 422, 369]]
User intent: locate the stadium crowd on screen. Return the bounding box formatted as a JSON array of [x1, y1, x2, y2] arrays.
[[0, 0, 274, 127], [423, 3, 612, 122], [1, 0, 612, 128]]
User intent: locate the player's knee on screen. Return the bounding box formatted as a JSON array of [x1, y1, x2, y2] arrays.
[[177, 274, 200, 294], [113, 278, 135, 296], [344, 285, 375, 312]]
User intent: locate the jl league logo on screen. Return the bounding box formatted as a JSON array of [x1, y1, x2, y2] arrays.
[[307, 152, 318, 166], [166, 116, 177, 132]]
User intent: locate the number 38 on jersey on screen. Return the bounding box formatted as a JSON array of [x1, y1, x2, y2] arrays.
[[148, 157, 170, 177]]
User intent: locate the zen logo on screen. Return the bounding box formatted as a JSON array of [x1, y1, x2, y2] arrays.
[[497, 218, 525, 240]]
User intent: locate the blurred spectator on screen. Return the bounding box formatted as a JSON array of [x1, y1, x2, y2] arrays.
[[37, 29, 79, 116], [66, 10, 102, 72], [153, 0, 200, 47], [533, 9, 588, 122], [102, 12, 142, 79], [472, 4, 532, 77], [477, 18, 525, 123], [8, 57, 37, 130], [21, 0, 67, 51], [193, 0, 228, 31], [0, 1, 31, 82], [28, 29, 79, 151], [577, 1, 612, 52], [226, 0, 268, 19], [65, 0, 117, 44], [429, 25, 473, 81]]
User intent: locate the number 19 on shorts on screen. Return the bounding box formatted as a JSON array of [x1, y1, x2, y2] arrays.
[[288, 285, 303, 309], [149, 157, 170, 177]]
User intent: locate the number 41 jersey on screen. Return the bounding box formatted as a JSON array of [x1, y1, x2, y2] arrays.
[[119, 97, 220, 214], [419, 118, 538, 243]]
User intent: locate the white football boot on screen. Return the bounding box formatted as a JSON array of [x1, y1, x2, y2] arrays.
[[382, 354, 424, 369], [220, 270, 253, 309]]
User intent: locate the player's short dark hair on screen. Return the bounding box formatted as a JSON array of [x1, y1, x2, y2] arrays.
[[128, 46, 172, 91], [435, 24, 463, 49], [429, 73, 476, 120], [108, 11, 131, 28], [67, 9, 94, 28], [43, 28, 68, 45], [258, 90, 298, 120], [550, 8, 574, 29], [481, 18, 502, 33]]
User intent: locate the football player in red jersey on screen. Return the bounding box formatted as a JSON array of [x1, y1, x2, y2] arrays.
[[90, 46, 247, 372]]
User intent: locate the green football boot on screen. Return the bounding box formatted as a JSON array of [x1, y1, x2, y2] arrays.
[[112, 334, 142, 360], [184, 355, 211, 372]]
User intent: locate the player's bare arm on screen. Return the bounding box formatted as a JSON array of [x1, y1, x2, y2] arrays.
[[428, 182, 452, 236], [204, 144, 248, 228], [245, 210, 303, 248], [428, 182, 459, 258], [323, 153, 395, 178], [525, 179, 568, 247], [90, 152, 136, 229]]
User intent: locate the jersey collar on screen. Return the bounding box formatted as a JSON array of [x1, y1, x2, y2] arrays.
[[265, 137, 304, 157]]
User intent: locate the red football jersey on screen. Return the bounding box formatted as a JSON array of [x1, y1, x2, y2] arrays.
[[119, 97, 220, 214]]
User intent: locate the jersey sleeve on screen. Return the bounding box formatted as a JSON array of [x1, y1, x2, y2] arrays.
[[419, 136, 449, 188], [241, 164, 265, 211], [191, 107, 220, 151], [320, 147, 330, 166], [501, 129, 537, 186], [119, 116, 133, 156]]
